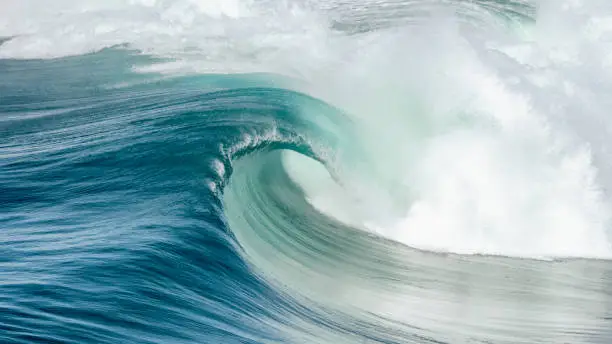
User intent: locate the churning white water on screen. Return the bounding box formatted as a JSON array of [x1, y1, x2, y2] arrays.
[[4, 0, 612, 259]]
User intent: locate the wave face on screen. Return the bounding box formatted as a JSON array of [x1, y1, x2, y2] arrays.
[[3, 1, 612, 343]]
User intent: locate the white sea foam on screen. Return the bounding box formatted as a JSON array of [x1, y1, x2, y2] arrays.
[[4, 0, 612, 258]]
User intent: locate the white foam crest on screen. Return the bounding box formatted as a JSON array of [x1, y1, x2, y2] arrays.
[[285, 0, 612, 259], [0, 0, 329, 67]]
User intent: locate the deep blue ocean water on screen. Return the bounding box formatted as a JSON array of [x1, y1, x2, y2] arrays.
[[0, 49, 313, 344]]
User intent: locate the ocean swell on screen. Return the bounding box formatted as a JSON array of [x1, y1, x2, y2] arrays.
[[3, 1, 612, 344]]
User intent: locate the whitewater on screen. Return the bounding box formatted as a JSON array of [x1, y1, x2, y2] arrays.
[[2, 0, 612, 343]]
